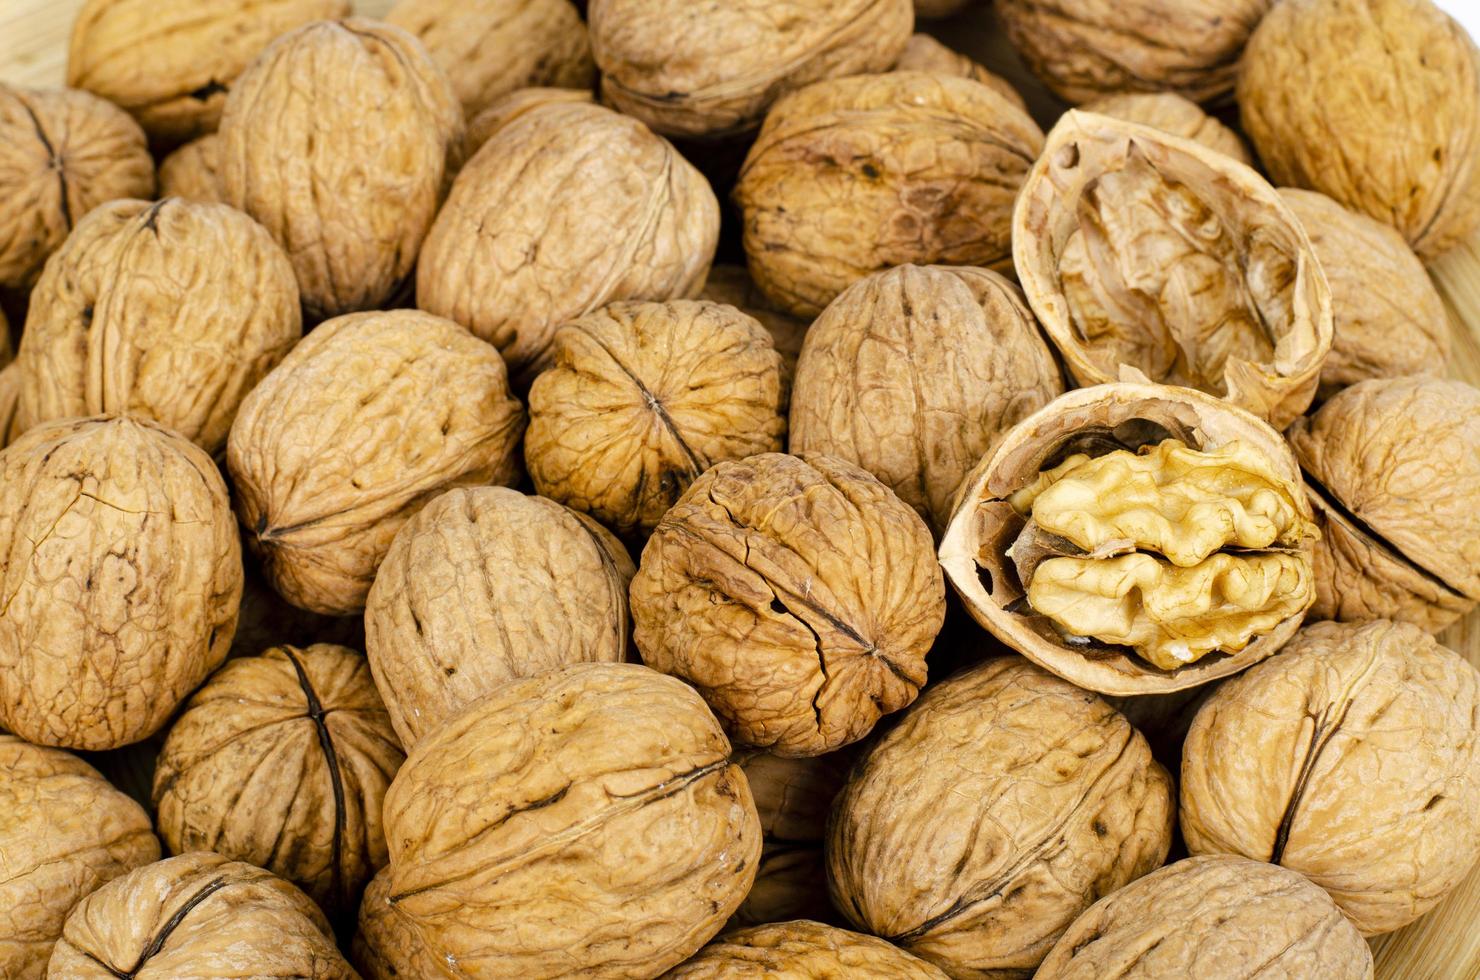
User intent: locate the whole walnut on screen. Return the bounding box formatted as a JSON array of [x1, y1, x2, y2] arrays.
[[377, 662, 762, 977], [364, 486, 635, 747], [417, 100, 718, 384], [462, 86, 594, 160], [527, 300, 785, 536], [1014, 111, 1333, 429], [1036, 855, 1374, 978], [18, 197, 300, 453], [47, 853, 356, 979], [0, 84, 154, 290], [218, 19, 463, 320], [587, 0, 913, 139], [828, 657, 1174, 977], [1181, 620, 1480, 935], [1239, 0, 1480, 260], [230, 553, 365, 657], [0, 737, 159, 980], [790, 264, 1064, 536], [0, 363, 22, 449], [895, 34, 1027, 110], [735, 72, 1045, 318], [153, 644, 404, 918], [1286, 377, 1480, 631], [157, 134, 222, 203], [666, 920, 949, 978], [631, 452, 945, 756], [698, 265, 809, 409], [997, 0, 1271, 104], [0, 416, 241, 750], [1079, 92, 1252, 163], [353, 869, 448, 979], [66, 0, 349, 145], [228, 310, 524, 616]]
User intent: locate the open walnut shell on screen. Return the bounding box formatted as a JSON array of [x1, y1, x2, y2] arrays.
[[1013, 111, 1332, 429], [667, 920, 949, 978]]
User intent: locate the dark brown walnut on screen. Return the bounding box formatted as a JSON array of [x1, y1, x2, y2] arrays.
[[18, 197, 300, 453], [418, 100, 718, 384], [665, 920, 949, 978], [1080, 92, 1252, 164], [1014, 111, 1333, 429], [47, 853, 356, 979], [1036, 855, 1374, 979], [526, 300, 786, 536], [736, 72, 1045, 318], [587, 0, 913, 140], [632, 453, 945, 756], [1287, 378, 1480, 631], [790, 264, 1064, 537], [1181, 620, 1480, 935], [218, 18, 463, 320], [829, 658, 1174, 977], [230, 554, 365, 657], [940, 383, 1318, 696], [379, 662, 762, 977], [1240, 0, 1480, 260], [228, 310, 525, 616], [66, 0, 350, 145], [0, 736, 159, 980], [153, 644, 404, 918], [157, 134, 222, 203], [463, 85, 594, 160], [699, 265, 809, 410], [0, 84, 154, 290], [895, 34, 1027, 110], [0, 417, 241, 750], [364, 486, 635, 747]]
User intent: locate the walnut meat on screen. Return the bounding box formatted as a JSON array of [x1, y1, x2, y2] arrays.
[[0, 417, 241, 750], [699, 265, 809, 409], [1080, 92, 1252, 163], [736, 72, 1045, 318], [218, 19, 463, 320], [790, 264, 1064, 536], [1181, 620, 1480, 935], [526, 300, 785, 535], [379, 662, 762, 977], [666, 920, 949, 978], [157, 134, 222, 203], [364, 486, 634, 747], [1014, 111, 1332, 429], [631, 453, 945, 756], [895, 34, 1027, 110], [828, 658, 1173, 977]]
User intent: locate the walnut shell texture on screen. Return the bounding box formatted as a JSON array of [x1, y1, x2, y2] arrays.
[[462, 85, 594, 161], [895, 34, 1027, 111], [666, 920, 949, 978], [157, 134, 223, 203], [698, 265, 809, 410], [353, 868, 451, 979], [0, 362, 23, 450], [1079, 92, 1252, 164]]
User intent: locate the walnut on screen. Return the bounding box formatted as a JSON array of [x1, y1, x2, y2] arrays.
[[587, 0, 913, 139], [364, 486, 634, 747], [0, 416, 241, 750], [526, 300, 785, 536], [463, 86, 593, 160], [1286, 378, 1480, 632], [1079, 92, 1252, 164], [228, 310, 525, 616], [1239, 0, 1480, 260], [699, 265, 809, 410], [218, 19, 463, 321], [735, 72, 1045, 318], [631, 453, 945, 756], [0, 84, 154, 291], [1181, 620, 1480, 935], [353, 869, 448, 979], [0, 736, 159, 980], [157, 134, 222, 203], [417, 100, 718, 384], [828, 657, 1173, 977], [1014, 111, 1333, 429], [895, 34, 1027, 110], [0, 363, 22, 450], [47, 853, 356, 978], [940, 382, 1318, 695], [377, 662, 761, 977], [18, 197, 300, 454], [666, 920, 949, 978], [790, 264, 1064, 537], [1036, 855, 1374, 978], [66, 0, 350, 145]]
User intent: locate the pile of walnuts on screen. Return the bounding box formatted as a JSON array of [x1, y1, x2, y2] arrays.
[[1, 0, 1479, 976]]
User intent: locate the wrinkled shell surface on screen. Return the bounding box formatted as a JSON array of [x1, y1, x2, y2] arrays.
[[895, 34, 1027, 110], [353, 868, 451, 979], [828, 657, 1174, 977], [157, 134, 222, 203], [462, 85, 593, 160], [698, 265, 809, 409], [1181, 620, 1480, 935], [666, 920, 949, 978], [1080, 92, 1251, 163]]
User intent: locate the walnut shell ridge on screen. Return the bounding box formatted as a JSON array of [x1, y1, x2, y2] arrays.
[[665, 920, 949, 978], [157, 134, 223, 203], [1080, 92, 1252, 164]]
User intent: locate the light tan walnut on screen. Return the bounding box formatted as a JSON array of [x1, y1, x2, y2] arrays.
[[698, 265, 809, 410], [0, 364, 22, 449], [895, 34, 1026, 110], [352, 869, 450, 979], [157, 134, 222, 203], [1080, 92, 1252, 163], [463, 86, 593, 160], [665, 920, 949, 977]]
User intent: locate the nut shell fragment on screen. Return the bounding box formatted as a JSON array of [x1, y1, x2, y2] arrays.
[[666, 920, 949, 978], [1080, 92, 1251, 163]]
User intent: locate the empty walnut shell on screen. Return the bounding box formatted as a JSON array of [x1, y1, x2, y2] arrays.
[[380, 662, 762, 977], [895, 34, 1027, 110], [527, 300, 785, 535], [364, 486, 634, 747], [0, 84, 154, 290], [698, 265, 809, 409], [1181, 620, 1480, 935], [1036, 855, 1374, 979], [631, 452, 945, 756], [736, 72, 1045, 318], [0, 416, 241, 750], [157, 134, 222, 203], [667, 920, 949, 978], [829, 657, 1174, 977], [1239, 0, 1480, 260], [1080, 92, 1252, 164], [228, 310, 525, 616], [1287, 377, 1480, 631], [0, 737, 159, 980]]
